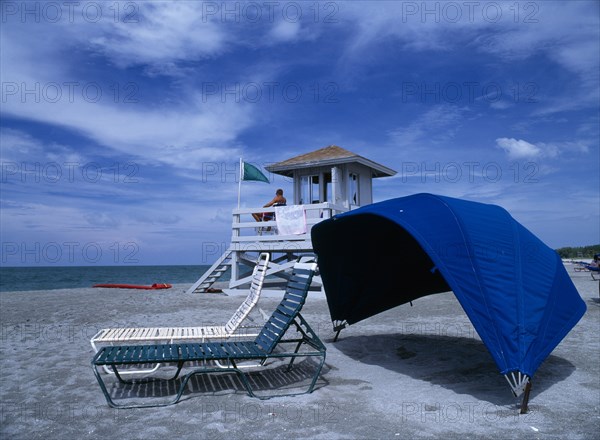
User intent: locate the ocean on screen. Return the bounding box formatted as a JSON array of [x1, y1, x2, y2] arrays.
[[0, 265, 214, 292]]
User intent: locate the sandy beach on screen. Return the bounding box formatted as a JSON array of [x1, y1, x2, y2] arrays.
[[1, 267, 598, 440]]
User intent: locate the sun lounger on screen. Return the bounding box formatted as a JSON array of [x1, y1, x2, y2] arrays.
[[92, 261, 325, 408], [90, 253, 270, 375]]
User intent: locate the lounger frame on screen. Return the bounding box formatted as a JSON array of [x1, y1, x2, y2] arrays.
[[90, 253, 270, 375], [92, 262, 326, 408]]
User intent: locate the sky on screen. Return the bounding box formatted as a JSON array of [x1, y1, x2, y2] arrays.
[[1, 1, 599, 266]]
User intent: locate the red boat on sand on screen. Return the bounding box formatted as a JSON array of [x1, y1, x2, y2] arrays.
[[92, 283, 172, 290]]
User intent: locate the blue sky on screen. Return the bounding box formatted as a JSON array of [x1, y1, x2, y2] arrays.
[[1, 1, 598, 266]]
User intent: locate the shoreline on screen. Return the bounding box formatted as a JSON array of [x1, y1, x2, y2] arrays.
[[1, 260, 594, 294]]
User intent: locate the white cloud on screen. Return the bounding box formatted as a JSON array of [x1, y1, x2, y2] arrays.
[[0, 128, 86, 165], [0, 3, 228, 79], [489, 100, 513, 110], [0, 21, 250, 170], [495, 138, 590, 159], [0, 129, 42, 162], [269, 20, 301, 42], [338, 2, 599, 114], [341, 2, 598, 65], [79, 3, 227, 69], [339, 2, 470, 53], [539, 141, 590, 155], [495, 138, 542, 159], [388, 105, 468, 147], [1, 88, 250, 168], [475, 2, 599, 75]]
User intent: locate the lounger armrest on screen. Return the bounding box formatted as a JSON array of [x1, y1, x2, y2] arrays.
[[293, 262, 318, 273]]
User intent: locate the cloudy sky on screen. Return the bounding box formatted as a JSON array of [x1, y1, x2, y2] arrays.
[[1, 1, 598, 266]]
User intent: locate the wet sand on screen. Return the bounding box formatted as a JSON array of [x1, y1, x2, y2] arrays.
[[1, 268, 598, 439]]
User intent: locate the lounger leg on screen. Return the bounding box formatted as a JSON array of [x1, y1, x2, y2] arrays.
[[213, 358, 265, 369], [228, 351, 327, 400], [238, 375, 256, 397], [93, 361, 196, 409], [170, 367, 248, 405], [107, 363, 162, 377], [111, 361, 185, 384], [233, 368, 257, 398], [257, 352, 326, 400], [94, 364, 180, 409], [93, 364, 120, 409], [286, 341, 304, 371], [305, 353, 327, 395], [190, 353, 326, 401]]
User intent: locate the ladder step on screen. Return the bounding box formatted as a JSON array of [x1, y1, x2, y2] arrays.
[[186, 248, 234, 294]]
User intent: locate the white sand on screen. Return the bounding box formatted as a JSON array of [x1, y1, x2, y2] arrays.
[[0, 269, 598, 439]]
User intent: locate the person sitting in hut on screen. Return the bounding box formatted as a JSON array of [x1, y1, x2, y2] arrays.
[[253, 189, 287, 222]]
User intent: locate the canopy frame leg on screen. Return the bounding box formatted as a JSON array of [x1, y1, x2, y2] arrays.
[[332, 320, 347, 342], [504, 371, 530, 397], [504, 371, 532, 413], [520, 380, 532, 414]]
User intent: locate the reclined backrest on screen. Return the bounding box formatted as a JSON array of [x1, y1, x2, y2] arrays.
[[224, 253, 270, 334], [253, 261, 317, 353]]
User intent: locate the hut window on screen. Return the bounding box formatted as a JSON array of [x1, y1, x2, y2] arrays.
[[324, 172, 332, 203], [349, 173, 359, 206], [301, 175, 320, 204]]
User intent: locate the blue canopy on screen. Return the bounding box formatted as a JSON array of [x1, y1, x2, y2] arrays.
[[311, 193, 586, 380]]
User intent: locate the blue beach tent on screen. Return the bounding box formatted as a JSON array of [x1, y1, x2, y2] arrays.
[[311, 193, 586, 398]]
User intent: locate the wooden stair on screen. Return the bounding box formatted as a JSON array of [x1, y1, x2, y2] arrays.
[[186, 248, 233, 293]]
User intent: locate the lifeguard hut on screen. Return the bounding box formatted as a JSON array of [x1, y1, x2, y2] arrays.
[[187, 145, 396, 293]]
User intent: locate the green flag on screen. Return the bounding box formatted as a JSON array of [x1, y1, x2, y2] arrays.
[[242, 161, 269, 183]]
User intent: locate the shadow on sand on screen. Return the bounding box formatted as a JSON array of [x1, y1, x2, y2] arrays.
[[101, 357, 330, 406], [333, 332, 576, 405]]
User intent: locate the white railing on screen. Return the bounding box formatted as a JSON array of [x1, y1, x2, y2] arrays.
[[231, 202, 347, 244]]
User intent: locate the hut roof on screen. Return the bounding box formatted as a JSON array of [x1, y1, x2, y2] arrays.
[[265, 145, 396, 178]]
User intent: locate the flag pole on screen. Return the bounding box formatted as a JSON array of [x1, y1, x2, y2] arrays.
[[237, 158, 242, 208]]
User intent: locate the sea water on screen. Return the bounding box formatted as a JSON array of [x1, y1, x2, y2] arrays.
[[0, 265, 213, 292]]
